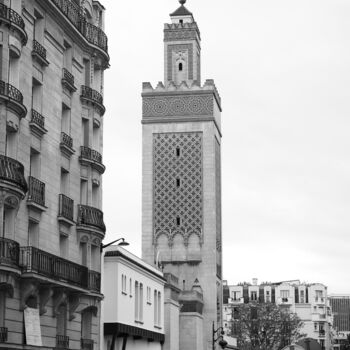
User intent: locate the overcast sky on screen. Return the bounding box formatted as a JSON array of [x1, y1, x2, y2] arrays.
[[102, 0, 350, 294]]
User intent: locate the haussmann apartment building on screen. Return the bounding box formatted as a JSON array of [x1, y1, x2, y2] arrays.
[[0, 0, 109, 349]]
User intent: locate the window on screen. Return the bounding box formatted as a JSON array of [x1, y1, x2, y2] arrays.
[[176, 147, 181, 157], [80, 179, 88, 205], [139, 284, 143, 322], [59, 234, 68, 258], [32, 78, 42, 113], [300, 290, 305, 303], [28, 220, 39, 247], [147, 287, 151, 304], [135, 282, 139, 321], [179, 62, 183, 71], [176, 178, 181, 188], [60, 168, 69, 195], [129, 278, 132, 297], [61, 104, 71, 135], [121, 274, 127, 294], [265, 291, 270, 303], [176, 216, 181, 226], [57, 304, 67, 338], [154, 290, 162, 327], [63, 40, 72, 71], [179, 19, 183, 24], [280, 290, 289, 301], [81, 309, 92, 341], [157, 291, 161, 326], [232, 291, 241, 301], [250, 291, 257, 301], [154, 290, 158, 325], [134, 281, 143, 322]]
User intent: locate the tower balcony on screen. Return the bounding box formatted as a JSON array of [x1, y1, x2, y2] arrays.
[[60, 132, 75, 158], [0, 4, 27, 45], [56, 335, 69, 349], [58, 194, 74, 225], [27, 176, 46, 211], [80, 86, 105, 116], [88, 270, 101, 293], [62, 68, 77, 93], [0, 238, 20, 269], [20, 246, 89, 290], [79, 146, 105, 174], [29, 109, 47, 137], [0, 155, 27, 198], [51, 0, 109, 66], [0, 80, 27, 119], [77, 204, 105, 235]]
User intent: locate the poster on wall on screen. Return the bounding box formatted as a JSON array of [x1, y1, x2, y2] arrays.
[[24, 307, 43, 346]]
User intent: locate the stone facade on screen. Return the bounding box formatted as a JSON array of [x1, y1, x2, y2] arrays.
[[142, 3, 223, 349], [0, 0, 109, 349]]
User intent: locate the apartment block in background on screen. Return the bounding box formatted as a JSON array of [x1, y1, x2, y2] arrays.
[[223, 279, 333, 350], [0, 0, 109, 348]]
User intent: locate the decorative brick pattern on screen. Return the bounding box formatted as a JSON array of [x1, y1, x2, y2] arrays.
[[143, 95, 213, 118], [167, 44, 193, 81], [153, 132, 202, 244], [164, 29, 197, 42]]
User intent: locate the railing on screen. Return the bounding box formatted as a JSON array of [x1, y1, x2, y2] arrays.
[[28, 176, 45, 206], [77, 204, 105, 232], [80, 146, 103, 165], [0, 155, 27, 193], [58, 194, 74, 221], [32, 40, 47, 60], [88, 270, 101, 292], [0, 327, 7, 343], [56, 335, 69, 349], [20, 246, 89, 289], [319, 330, 325, 337], [31, 109, 45, 129], [0, 238, 19, 267], [81, 86, 103, 105], [51, 0, 108, 54], [62, 68, 75, 87], [164, 273, 179, 287], [81, 338, 93, 350], [0, 4, 25, 31], [61, 132, 73, 149], [0, 80, 23, 104]]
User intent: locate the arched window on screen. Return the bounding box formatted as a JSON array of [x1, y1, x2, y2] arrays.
[[179, 63, 183, 71]]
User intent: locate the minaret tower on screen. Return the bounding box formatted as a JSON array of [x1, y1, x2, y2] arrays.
[[142, 1, 223, 349]]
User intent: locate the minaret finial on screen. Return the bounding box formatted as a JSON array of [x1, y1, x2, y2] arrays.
[[179, 0, 186, 5]]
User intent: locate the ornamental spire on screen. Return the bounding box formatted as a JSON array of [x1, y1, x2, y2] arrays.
[[179, 0, 186, 5]]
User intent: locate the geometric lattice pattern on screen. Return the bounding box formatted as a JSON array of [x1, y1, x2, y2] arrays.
[[153, 132, 202, 240]]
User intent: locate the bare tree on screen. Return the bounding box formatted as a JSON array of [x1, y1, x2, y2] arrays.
[[231, 302, 305, 350]]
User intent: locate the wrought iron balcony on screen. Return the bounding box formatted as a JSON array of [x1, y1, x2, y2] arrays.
[[81, 338, 93, 350], [0, 80, 27, 118], [20, 246, 89, 289], [77, 204, 105, 233], [51, 0, 108, 60], [88, 270, 101, 293], [30, 109, 47, 137], [32, 40, 49, 66], [27, 176, 45, 207], [0, 155, 27, 195], [56, 335, 69, 349], [80, 86, 105, 116], [58, 194, 74, 222], [0, 4, 27, 45], [0, 327, 7, 343], [61, 68, 76, 92], [0, 238, 19, 268], [79, 146, 105, 174], [60, 132, 75, 157]]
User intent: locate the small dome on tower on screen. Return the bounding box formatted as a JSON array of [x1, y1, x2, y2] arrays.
[[170, 0, 193, 18]]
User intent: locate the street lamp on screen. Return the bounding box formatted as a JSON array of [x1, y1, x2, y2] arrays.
[[100, 237, 129, 252], [212, 321, 228, 350]]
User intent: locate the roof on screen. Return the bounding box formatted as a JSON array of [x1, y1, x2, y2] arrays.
[[170, 5, 193, 17]]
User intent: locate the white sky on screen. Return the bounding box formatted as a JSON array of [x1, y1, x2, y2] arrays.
[[102, 0, 350, 294]]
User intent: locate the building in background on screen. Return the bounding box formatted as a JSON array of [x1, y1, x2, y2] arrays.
[[103, 246, 165, 350], [329, 295, 350, 349], [223, 279, 333, 350], [141, 0, 223, 348], [0, 0, 109, 348]]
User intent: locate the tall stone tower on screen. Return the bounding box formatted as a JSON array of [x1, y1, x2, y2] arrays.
[[141, 1, 223, 349]]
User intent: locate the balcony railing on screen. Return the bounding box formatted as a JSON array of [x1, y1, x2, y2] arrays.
[[61, 68, 76, 92], [88, 270, 101, 292], [0, 327, 7, 343], [77, 204, 105, 233], [61, 132, 73, 149], [31, 109, 45, 129], [79, 146, 105, 174], [56, 335, 69, 349], [0, 4, 27, 44], [58, 194, 74, 222], [32, 40, 48, 65], [51, 0, 108, 55], [81, 338, 93, 350], [0, 238, 19, 267], [0, 155, 27, 193], [28, 176, 45, 207], [80, 86, 105, 115], [20, 246, 89, 289], [0, 81, 27, 118]]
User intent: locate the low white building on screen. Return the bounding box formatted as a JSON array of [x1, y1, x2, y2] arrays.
[[103, 246, 165, 350]]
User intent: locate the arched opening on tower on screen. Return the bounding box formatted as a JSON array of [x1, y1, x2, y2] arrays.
[[179, 63, 183, 71]]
